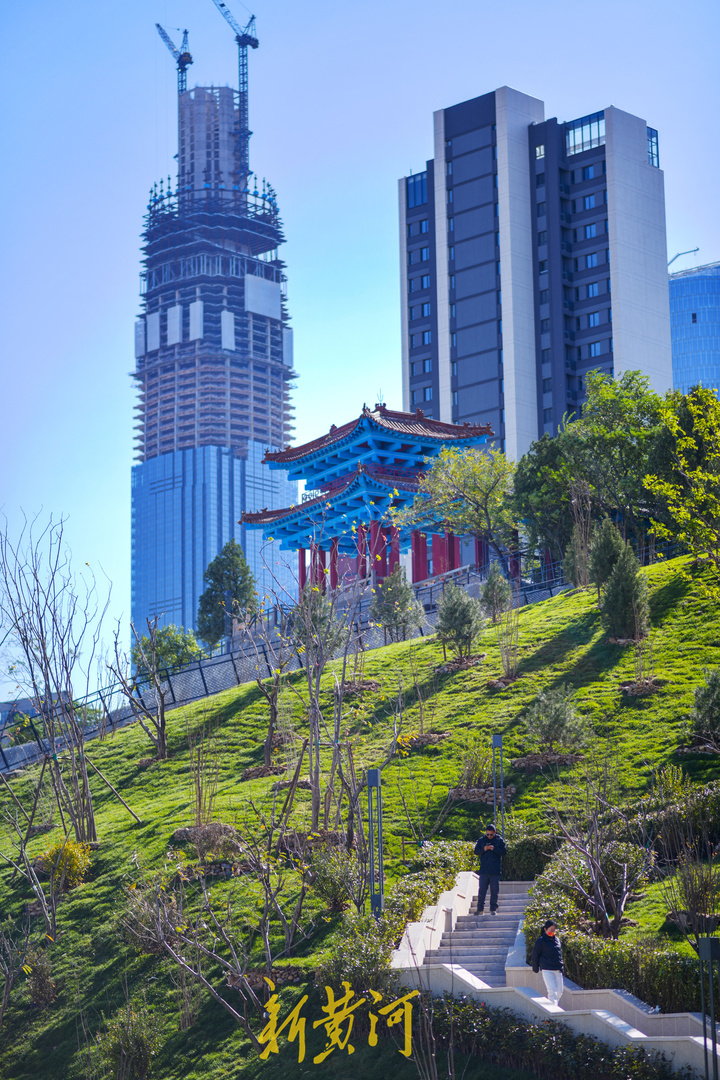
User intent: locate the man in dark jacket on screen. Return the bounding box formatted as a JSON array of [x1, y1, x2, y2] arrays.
[[473, 823, 507, 915], [531, 919, 564, 1005]]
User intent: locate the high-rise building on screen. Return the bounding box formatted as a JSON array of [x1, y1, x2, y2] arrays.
[[131, 25, 297, 634], [399, 87, 672, 459], [669, 262, 720, 393]]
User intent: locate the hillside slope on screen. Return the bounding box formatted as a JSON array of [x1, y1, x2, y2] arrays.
[[0, 556, 718, 1080]]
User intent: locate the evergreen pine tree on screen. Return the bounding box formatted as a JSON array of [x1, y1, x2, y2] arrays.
[[601, 544, 650, 640], [589, 518, 625, 599], [196, 539, 256, 647], [369, 567, 423, 643], [480, 562, 512, 623], [436, 582, 485, 659]]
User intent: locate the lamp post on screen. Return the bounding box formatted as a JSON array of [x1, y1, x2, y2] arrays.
[[367, 768, 384, 918], [492, 733, 505, 836], [699, 936, 720, 1080]]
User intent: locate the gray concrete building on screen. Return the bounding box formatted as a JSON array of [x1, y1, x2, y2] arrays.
[[399, 87, 672, 458]]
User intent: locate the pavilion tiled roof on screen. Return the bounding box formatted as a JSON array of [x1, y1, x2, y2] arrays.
[[263, 404, 493, 466], [240, 462, 420, 528]]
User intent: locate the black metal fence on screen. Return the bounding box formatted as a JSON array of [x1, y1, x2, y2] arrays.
[[0, 535, 679, 775]]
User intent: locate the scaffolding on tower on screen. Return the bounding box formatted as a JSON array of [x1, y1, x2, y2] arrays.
[[209, 0, 259, 198]]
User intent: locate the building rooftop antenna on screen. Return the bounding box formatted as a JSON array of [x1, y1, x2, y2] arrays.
[[209, 0, 258, 194], [156, 24, 193, 94]]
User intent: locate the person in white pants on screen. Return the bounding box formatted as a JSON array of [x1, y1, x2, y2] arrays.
[[530, 919, 564, 1006]]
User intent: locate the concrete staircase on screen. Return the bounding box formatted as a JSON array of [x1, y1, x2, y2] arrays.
[[423, 882, 531, 987]]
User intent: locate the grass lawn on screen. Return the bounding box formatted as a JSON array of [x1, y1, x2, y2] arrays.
[[0, 555, 718, 1079]]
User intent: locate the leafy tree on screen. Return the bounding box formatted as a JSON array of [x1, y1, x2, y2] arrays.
[[690, 667, 720, 750], [369, 567, 423, 643], [589, 518, 625, 599], [564, 370, 666, 544], [646, 385, 720, 575], [524, 685, 587, 754], [563, 522, 590, 589], [397, 447, 517, 571], [600, 544, 649, 640], [435, 582, 485, 660], [513, 433, 574, 563], [480, 562, 512, 623], [131, 623, 204, 676], [197, 539, 256, 647]]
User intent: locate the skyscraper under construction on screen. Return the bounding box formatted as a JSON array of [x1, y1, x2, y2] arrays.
[[131, 14, 297, 635]]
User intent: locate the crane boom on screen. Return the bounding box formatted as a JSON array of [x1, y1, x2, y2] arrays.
[[209, 0, 258, 194], [156, 23, 193, 94]]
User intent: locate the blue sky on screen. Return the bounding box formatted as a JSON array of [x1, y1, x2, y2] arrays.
[[1, 0, 718, 694]]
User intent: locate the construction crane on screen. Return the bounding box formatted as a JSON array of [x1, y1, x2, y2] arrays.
[[668, 247, 699, 268], [156, 24, 193, 94], [209, 0, 258, 192]]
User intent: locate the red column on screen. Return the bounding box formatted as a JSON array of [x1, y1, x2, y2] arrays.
[[298, 546, 306, 590], [411, 530, 428, 583], [432, 533, 447, 576], [388, 527, 400, 573], [447, 531, 460, 571], [356, 524, 367, 579], [311, 544, 327, 591], [369, 521, 387, 579], [475, 538, 489, 571], [329, 538, 339, 590]]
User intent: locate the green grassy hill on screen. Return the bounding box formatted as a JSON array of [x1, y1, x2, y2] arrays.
[[0, 556, 718, 1080]]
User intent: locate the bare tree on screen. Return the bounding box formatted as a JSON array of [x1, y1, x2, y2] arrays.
[[109, 617, 172, 761], [550, 755, 655, 939], [661, 797, 720, 953], [496, 581, 520, 680], [187, 711, 219, 826], [0, 515, 108, 841], [242, 606, 298, 767], [0, 915, 32, 1028]]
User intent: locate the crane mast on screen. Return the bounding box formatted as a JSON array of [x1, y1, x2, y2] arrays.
[[156, 24, 193, 94], [209, 1, 258, 193]]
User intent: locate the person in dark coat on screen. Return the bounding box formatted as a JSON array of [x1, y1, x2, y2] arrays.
[[531, 919, 564, 1005], [473, 823, 507, 915]]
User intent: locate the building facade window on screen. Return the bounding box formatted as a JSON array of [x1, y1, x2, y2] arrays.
[[585, 223, 597, 239], [423, 358, 432, 373], [535, 144, 545, 159], [586, 252, 598, 268], [407, 172, 427, 208], [448, 218, 454, 232], [536, 172, 545, 187], [422, 274, 430, 288], [451, 332, 457, 346], [450, 303, 456, 318], [422, 330, 432, 345], [421, 246, 430, 261], [584, 194, 596, 210], [540, 318, 550, 332], [588, 281, 599, 297], [452, 390, 458, 404], [542, 378, 552, 392], [583, 164, 595, 181], [423, 386, 433, 401], [537, 201, 546, 217], [420, 219, 429, 233], [588, 311, 600, 327], [541, 348, 551, 362], [538, 260, 548, 274], [422, 302, 431, 317], [566, 112, 605, 156], [589, 341, 602, 357], [539, 289, 549, 303], [647, 127, 659, 167], [543, 407, 553, 421], [537, 231, 547, 245]]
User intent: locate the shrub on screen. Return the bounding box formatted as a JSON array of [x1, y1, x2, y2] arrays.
[[369, 566, 423, 642], [309, 842, 362, 912], [589, 518, 625, 598], [37, 837, 91, 891], [436, 582, 485, 659], [601, 544, 650, 639], [315, 912, 397, 993], [480, 563, 512, 623], [25, 946, 57, 1008], [95, 995, 162, 1080], [431, 992, 691, 1078], [523, 684, 588, 753], [409, 839, 476, 876], [501, 814, 560, 881], [690, 666, 720, 749], [562, 933, 701, 1015], [458, 740, 493, 788]]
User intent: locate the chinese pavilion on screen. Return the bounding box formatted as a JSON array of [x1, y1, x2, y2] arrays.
[[241, 404, 492, 588]]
